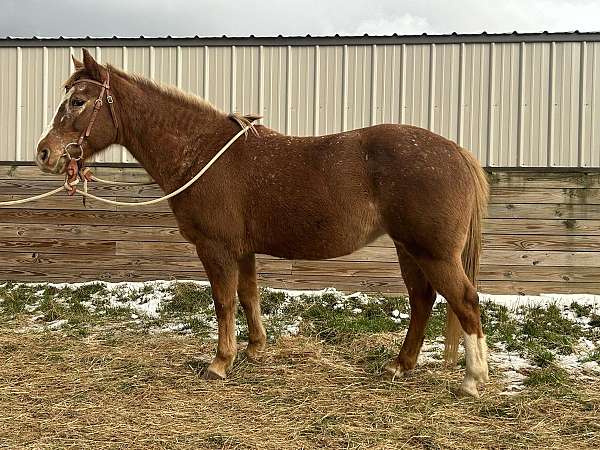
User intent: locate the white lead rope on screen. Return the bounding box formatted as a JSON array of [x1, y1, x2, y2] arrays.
[[0, 124, 251, 208], [89, 174, 156, 186], [0, 186, 66, 206]]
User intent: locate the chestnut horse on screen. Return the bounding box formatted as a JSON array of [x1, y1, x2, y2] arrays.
[[36, 49, 489, 397]]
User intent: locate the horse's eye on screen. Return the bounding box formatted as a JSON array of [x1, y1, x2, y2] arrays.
[[71, 98, 86, 107]]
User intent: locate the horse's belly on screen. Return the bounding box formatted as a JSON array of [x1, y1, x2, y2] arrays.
[[256, 211, 383, 260]]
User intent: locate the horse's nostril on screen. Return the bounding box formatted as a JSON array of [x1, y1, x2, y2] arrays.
[[39, 148, 49, 163]]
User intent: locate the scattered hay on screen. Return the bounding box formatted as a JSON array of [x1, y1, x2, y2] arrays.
[[1, 330, 598, 449]]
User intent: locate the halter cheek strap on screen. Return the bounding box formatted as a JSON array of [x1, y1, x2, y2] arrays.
[[63, 69, 119, 195], [67, 69, 119, 152]]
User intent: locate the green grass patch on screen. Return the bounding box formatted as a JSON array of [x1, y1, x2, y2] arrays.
[[0, 283, 43, 318], [424, 303, 447, 339], [522, 304, 582, 354], [481, 301, 587, 367], [160, 282, 212, 317], [299, 295, 403, 343], [523, 365, 580, 399]]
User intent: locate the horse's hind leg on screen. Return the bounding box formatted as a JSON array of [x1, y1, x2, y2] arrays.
[[416, 256, 489, 397], [383, 244, 436, 379], [237, 254, 267, 360]]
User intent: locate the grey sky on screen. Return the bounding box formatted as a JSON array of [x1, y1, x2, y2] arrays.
[[2, 0, 599, 38]]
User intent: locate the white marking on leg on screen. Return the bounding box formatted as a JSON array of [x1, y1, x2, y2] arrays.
[[461, 333, 487, 397], [478, 335, 489, 382]]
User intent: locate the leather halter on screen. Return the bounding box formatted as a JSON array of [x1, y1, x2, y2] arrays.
[[64, 69, 119, 195], [70, 69, 119, 149]]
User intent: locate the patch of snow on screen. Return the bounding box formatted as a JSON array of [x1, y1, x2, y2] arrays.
[[46, 319, 68, 330], [582, 361, 600, 374], [479, 293, 600, 310]]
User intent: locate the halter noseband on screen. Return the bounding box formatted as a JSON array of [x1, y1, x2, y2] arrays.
[[63, 69, 119, 195]]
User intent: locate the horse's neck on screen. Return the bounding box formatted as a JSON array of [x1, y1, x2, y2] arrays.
[[115, 76, 231, 191]]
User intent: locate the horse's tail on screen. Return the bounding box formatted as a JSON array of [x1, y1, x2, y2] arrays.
[[444, 147, 489, 365]]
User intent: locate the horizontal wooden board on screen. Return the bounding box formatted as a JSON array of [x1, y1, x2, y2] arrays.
[[482, 250, 600, 267], [0, 223, 186, 243], [0, 268, 207, 283], [117, 241, 196, 257], [0, 179, 165, 198], [0, 252, 290, 275], [478, 281, 600, 295], [482, 234, 600, 252], [0, 194, 174, 213], [487, 203, 600, 220], [0, 165, 153, 182], [484, 218, 600, 235], [489, 187, 600, 204], [292, 260, 600, 283], [0, 239, 115, 255], [258, 273, 600, 295], [0, 208, 177, 227], [488, 171, 600, 189]]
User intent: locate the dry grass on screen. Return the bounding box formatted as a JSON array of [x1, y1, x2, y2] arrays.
[[1, 329, 599, 449]]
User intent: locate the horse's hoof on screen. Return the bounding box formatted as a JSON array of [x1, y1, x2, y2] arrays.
[[382, 360, 407, 381], [245, 345, 264, 363], [203, 366, 227, 380], [460, 376, 480, 398]]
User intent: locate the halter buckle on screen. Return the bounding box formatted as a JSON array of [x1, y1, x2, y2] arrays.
[[106, 95, 114, 104]]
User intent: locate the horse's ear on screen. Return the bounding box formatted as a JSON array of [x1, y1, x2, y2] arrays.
[[82, 48, 103, 81], [72, 55, 84, 71]]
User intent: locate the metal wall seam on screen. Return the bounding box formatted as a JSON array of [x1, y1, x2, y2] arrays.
[[313, 45, 320, 134], [591, 43, 598, 166], [400, 43, 406, 124], [341, 44, 348, 131], [122, 46, 129, 162], [203, 46, 209, 99], [258, 45, 264, 124], [176, 46, 183, 89], [42, 47, 48, 128], [578, 41, 587, 166], [476, 44, 487, 165], [548, 41, 556, 166], [15, 47, 22, 161], [229, 46, 236, 113], [285, 45, 291, 134], [517, 42, 525, 166], [428, 43, 435, 130], [370, 44, 377, 126], [149, 46, 155, 80], [486, 43, 495, 166], [457, 43, 465, 146]]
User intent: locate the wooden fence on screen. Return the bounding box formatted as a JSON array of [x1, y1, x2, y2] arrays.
[[0, 164, 598, 295]]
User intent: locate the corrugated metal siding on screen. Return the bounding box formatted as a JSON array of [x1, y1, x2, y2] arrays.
[[0, 40, 599, 167]]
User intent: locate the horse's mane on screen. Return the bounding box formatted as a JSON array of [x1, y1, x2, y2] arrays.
[[65, 65, 261, 135]]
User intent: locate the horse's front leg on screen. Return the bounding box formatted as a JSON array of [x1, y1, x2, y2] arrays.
[[197, 243, 239, 380]]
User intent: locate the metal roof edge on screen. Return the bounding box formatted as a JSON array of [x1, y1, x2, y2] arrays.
[[1, 31, 600, 47]]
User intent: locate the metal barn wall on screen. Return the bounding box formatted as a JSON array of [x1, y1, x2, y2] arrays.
[[1, 34, 600, 167]]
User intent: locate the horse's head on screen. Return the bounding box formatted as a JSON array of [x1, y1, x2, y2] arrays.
[[36, 49, 119, 174]]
